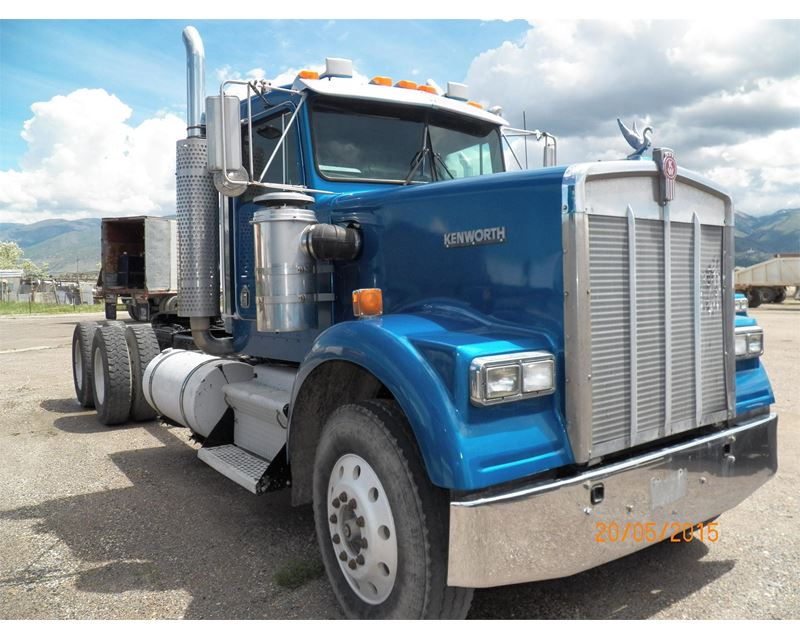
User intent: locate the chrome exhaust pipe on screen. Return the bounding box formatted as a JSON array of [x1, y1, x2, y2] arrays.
[[182, 26, 206, 138], [177, 25, 234, 355]]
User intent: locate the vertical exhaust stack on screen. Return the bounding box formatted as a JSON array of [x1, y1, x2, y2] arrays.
[[176, 25, 234, 354]]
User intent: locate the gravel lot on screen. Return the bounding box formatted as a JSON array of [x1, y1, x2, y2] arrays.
[[0, 306, 797, 619]]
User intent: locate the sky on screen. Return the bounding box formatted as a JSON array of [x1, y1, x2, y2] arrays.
[[0, 17, 798, 224]]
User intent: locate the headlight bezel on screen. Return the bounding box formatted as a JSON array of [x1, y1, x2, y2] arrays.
[[470, 351, 555, 406], [735, 326, 764, 359]]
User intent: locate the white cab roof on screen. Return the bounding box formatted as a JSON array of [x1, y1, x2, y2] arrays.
[[294, 76, 509, 127]]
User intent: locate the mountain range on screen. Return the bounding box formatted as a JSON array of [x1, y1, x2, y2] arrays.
[[0, 209, 798, 275]]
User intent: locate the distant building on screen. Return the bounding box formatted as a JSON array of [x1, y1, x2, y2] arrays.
[[0, 269, 24, 301]]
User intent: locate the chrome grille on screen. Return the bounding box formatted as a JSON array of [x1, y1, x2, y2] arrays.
[[581, 206, 730, 457]]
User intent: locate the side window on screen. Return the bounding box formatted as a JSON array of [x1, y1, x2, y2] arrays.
[[442, 142, 493, 179], [240, 110, 302, 201]]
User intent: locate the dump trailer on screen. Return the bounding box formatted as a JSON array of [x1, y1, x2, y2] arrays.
[[735, 254, 800, 306], [99, 216, 178, 321], [71, 26, 777, 619]]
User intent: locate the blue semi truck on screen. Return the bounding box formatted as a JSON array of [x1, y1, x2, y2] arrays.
[[71, 26, 777, 618]]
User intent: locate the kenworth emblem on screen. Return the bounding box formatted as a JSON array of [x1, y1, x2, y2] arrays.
[[701, 258, 722, 315], [653, 147, 677, 204], [444, 226, 507, 249]]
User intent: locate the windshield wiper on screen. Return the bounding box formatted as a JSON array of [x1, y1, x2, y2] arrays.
[[432, 151, 455, 181], [404, 123, 430, 185]]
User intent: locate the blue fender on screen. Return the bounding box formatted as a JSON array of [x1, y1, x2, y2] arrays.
[[289, 311, 573, 491], [734, 314, 775, 413]]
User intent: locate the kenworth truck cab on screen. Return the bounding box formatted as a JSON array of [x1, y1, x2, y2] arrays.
[[71, 26, 777, 618]]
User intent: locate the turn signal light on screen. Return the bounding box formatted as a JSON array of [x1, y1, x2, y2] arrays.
[[370, 76, 392, 86], [298, 70, 320, 80], [352, 288, 383, 317], [395, 80, 418, 90]]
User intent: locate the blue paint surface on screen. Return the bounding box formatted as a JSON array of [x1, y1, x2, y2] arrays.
[[227, 96, 774, 491]]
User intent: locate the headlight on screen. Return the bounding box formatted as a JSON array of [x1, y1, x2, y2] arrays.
[[735, 327, 764, 359], [470, 351, 555, 406], [735, 296, 748, 313]]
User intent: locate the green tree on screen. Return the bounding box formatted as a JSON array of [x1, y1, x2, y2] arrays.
[[0, 241, 23, 269], [21, 258, 50, 279]]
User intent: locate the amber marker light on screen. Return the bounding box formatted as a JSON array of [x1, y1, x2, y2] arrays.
[[370, 76, 393, 86], [352, 288, 383, 317], [298, 70, 320, 80], [417, 84, 437, 94], [395, 80, 418, 90], [467, 100, 484, 109]]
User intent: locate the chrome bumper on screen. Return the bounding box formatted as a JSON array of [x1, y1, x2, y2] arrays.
[[447, 413, 777, 588]]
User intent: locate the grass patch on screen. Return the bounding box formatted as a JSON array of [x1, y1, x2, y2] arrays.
[[274, 556, 325, 590], [0, 301, 106, 316]]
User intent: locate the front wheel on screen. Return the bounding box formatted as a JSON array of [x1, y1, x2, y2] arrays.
[[313, 400, 473, 619]]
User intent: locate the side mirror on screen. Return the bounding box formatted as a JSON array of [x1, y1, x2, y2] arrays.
[[206, 95, 248, 196]]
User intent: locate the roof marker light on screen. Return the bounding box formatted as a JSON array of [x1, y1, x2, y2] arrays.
[[298, 70, 320, 80], [370, 76, 392, 86], [445, 81, 469, 101], [395, 80, 418, 90], [467, 100, 484, 109], [417, 84, 437, 94]]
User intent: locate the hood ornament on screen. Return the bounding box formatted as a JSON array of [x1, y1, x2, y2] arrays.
[[617, 118, 653, 159]]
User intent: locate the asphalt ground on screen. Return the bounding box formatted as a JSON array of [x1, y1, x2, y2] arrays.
[[0, 306, 797, 619]]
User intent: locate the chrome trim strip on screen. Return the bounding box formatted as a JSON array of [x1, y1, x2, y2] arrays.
[[627, 205, 638, 443], [723, 222, 736, 417], [693, 212, 703, 426], [452, 412, 776, 509], [562, 208, 593, 463], [663, 202, 672, 437]]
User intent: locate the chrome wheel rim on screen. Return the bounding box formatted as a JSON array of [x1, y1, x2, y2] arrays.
[[327, 453, 398, 605], [93, 346, 105, 404], [73, 340, 82, 389]]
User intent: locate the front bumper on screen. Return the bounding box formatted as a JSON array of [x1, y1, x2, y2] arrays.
[[447, 412, 777, 588]]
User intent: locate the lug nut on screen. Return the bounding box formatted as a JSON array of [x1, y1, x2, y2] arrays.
[[348, 559, 357, 570], [360, 538, 368, 549], [332, 534, 341, 544], [332, 498, 340, 508], [339, 551, 347, 561], [356, 554, 365, 565], [339, 492, 348, 502], [329, 514, 337, 524], [348, 498, 357, 509], [355, 516, 365, 527]]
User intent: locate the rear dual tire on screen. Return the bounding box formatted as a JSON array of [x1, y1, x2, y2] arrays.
[[71, 321, 160, 425], [92, 325, 132, 425]]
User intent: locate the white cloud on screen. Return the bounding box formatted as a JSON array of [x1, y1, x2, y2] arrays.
[[466, 20, 800, 214], [0, 88, 185, 224]]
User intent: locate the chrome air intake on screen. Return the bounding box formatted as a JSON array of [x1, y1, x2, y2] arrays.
[[253, 193, 319, 333]]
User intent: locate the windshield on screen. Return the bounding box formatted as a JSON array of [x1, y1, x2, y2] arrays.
[[310, 98, 504, 183]]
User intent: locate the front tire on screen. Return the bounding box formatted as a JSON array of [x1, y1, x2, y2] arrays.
[[313, 400, 473, 619]]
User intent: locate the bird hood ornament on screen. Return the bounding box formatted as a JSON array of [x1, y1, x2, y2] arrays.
[[617, 118, 653, 159]]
